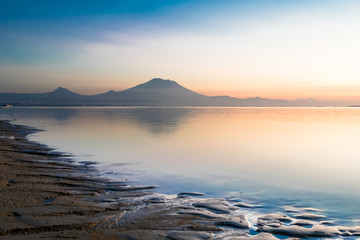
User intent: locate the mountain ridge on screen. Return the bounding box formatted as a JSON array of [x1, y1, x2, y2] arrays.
[[0, 78, 320, 106]]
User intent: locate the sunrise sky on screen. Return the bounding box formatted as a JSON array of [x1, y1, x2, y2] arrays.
[[1, 0, 360, 103]]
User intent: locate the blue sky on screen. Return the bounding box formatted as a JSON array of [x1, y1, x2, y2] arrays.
[[1, 0, 360, 103], [0, 0, 317, 65]]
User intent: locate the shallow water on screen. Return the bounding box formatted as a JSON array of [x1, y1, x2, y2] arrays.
[[1, 107, 360, 226]]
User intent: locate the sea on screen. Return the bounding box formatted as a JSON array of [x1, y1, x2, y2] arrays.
[[1, 107, 359, 227]]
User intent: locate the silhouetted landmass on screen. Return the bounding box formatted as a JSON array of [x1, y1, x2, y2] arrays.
[[0, 78, 321, 106]]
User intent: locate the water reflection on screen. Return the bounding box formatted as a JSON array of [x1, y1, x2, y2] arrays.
[[108, 107, 196, 135], [1, 107, 360, 224], [2, 107, 197, 135], [10, 107, 81, 122]]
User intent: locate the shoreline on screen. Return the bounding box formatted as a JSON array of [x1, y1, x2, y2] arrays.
[[0, 120, 359, 239]]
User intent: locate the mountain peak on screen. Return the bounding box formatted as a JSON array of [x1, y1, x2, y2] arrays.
[[51, 87, 78, 95], [137, 78, 180, 89], [148, 78, 175, 83], [53, 87, 70, 92]]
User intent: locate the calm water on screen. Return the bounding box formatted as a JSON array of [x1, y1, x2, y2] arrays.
[[1, 107, 360, 226]]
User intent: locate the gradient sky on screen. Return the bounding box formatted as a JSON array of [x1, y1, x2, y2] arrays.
[[1, 0, 360, 103]]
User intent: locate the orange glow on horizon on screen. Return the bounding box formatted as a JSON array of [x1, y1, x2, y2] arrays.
[[197, 85, 360, 102]]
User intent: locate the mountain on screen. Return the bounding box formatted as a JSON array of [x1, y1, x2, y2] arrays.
[[0, 78, 320, 106], [49, 87, 80, 97], [94, 78, 208, 105], [0, 87, 83, 106]]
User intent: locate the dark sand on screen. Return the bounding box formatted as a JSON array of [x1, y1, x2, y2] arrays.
[[0, 120, 245, 239], [1, 120, 359, 239]]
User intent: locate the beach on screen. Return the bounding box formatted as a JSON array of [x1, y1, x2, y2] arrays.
[[1, 119, 360, 239], [2, 0, 360, 238]]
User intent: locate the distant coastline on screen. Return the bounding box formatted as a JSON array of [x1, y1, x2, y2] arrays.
[[0, 78, 322, 107]]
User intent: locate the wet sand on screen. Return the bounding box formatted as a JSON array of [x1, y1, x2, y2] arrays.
[[0, 120, 359, 239]]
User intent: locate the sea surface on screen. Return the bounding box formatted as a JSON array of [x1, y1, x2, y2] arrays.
[[1, 107, 360, 227]]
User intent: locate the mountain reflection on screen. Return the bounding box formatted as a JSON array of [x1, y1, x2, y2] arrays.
[[6, 107, 196, 135], [116, 107, 195, 135], [6, 107, 81, 122]]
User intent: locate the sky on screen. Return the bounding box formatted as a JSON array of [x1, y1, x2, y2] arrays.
[[1, 0, 360, 104]]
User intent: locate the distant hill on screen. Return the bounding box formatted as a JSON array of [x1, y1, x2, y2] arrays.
[[0, 86, 84, 106], [0, 78, 320, 106]]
